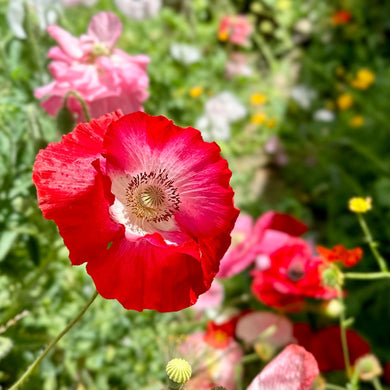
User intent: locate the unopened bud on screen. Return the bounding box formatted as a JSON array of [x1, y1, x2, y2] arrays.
[[166, 358, 192, 389], [354, 354, 383, 381]]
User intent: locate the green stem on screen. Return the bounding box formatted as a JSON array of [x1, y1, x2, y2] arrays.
[[253, 33, 277, 71], [372, 377, 384, 390], [357, 214, 388, 272], [325, 384, 349, 390], [9, 290, 98, 390], [337, 287, 352, 379], [241, 352, 260, 364], [64, 91, 91, 122], [344, 272, 390, 280]]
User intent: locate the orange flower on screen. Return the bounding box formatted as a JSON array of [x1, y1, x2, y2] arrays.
[[332, 10, 352, 25], [317, 244, 363, 267]]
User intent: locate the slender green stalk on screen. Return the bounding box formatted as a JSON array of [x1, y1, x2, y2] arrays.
[[9, 290, 98, 390], [325, 383, 349, 390], [337, 287, 352, 379], [253, 33, 277, 70], [372, 377, 384, 390], [64, 91, 91, 122], [357, 214, 388, 272], [344, 272, 390, 280]]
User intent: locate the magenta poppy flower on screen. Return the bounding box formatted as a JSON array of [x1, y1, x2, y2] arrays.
[[32, 111, 239, 312], [247, 344, 319, 390], [35, 12, 149, 122], [251, 237, 338, 310]]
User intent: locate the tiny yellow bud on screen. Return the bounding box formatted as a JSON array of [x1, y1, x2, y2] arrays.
[[189, 86, 204, 98], [323, 299, 344, 318], [166, 358, 192, 387], [250, 93, 267, 105], [254, 342, 276, 361], [250, 112, 267, 125], [348, 197, 372, 213], [349, 115, 364, 127], [337, 93, 353, 110]]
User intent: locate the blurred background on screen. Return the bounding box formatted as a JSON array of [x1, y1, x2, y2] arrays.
[[0, 0, 389, 389]]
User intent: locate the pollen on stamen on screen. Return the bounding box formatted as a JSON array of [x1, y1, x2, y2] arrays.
[[126, 169, 181, 224]]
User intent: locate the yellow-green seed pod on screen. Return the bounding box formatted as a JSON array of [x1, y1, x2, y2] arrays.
[[166, 358, 192, 389]]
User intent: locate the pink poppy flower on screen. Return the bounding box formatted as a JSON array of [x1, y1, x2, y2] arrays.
[[217, 211, 307, 279], [218, 15, 253, 46], [236, 311, 295, 349], [35, 12, 150, 122], [32, 111, 239, 312], [251, 236, 338, 311], [179, 332, 243, 390], [247, 344, 319, 390]]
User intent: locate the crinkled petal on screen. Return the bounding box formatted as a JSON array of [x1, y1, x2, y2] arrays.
[[247, 344, 319, 390], [47, 25, 84, 59], [32, 111, 123, 265], [86, 234, 207, 312], [87, 12, 122, 49]]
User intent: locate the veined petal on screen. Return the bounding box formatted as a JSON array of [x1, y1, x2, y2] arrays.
[[87, 12, 122, 49]]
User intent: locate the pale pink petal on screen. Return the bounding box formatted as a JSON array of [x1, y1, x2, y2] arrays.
[[236, 312, 294, 348], [247, 344, 319, 390], [47, 25, 83, 59], [88, 12, 122, 49]]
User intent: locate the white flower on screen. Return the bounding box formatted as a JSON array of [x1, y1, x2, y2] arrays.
[[170, 43, 201, 65], [205, 91, 247, 122], [114, 0, 162, 20], [290, 85, 317, 109], [196, 92, 246, 142], [61, 0, 98, 6], [196, 115, 231, 142], [313, 109, 335, 122], [7, 0, 62, 39]]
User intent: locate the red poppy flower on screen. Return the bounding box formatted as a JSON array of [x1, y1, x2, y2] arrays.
[[33, 111, 239, 312], [317, 244, 363, 267], [251, 237, 338, 311], [332, 10, 352, 25], [296, 325, 370, 372]]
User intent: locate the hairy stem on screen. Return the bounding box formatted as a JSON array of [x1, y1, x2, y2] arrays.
[[9, 290, 98, 390]]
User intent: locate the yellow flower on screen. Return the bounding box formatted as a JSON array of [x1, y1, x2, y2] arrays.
[[250, 93, 267, 105], [348, 197, 372, 213], [250, 112, 267, 125], [349, 115, 364, 127], [337, 93, 353, 110], [350, 69, 375, 90], [218, 30, 229, 42], [189, 86, 203, 98], [265, 118, 277, 128]]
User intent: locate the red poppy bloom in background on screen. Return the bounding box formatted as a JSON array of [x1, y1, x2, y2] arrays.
[[293, 324, 371, 372], [332, 10, 352, 25], [218, 15, 253, 46], [33, 111, 239, 312], [251, 237, 338, 310], [317, 244, 363, 267]]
